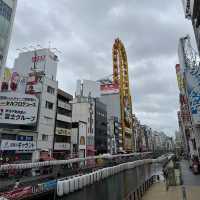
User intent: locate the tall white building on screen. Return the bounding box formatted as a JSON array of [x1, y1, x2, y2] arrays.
[[0, 0, 17, 79], [72, 96, 95, 157], [14, 48, 59, 161]]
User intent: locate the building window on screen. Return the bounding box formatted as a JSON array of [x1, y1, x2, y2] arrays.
[[42, 134, 48, 141], [47, 86, 55, 94], [45, 101, 53, 110], [0, 0, 12, 21]]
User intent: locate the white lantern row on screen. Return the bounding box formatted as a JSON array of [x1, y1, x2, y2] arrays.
[[56, 156, 169, 197]]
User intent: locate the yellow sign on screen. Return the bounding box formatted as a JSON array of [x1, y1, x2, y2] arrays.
[[80, 136, 85, 145], [3, 68, 12, 81], [56, 128, 71, 136]]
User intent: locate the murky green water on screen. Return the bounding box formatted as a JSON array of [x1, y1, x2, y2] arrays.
[[56, 163, 161, 200]]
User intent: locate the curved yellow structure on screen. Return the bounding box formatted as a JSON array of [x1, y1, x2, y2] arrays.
[[112, 38, 133, 152]]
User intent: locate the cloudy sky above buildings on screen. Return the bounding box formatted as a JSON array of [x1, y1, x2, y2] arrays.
[[7, 0, 195, 136]]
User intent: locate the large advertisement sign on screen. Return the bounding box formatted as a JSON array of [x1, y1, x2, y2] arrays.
[[185, 67, 200, 124], [25, 72, 43, 94], [0, 140, 36, 151], [0, 93, 39, 125], [100, 83, 119, 94], [175, 64, 185, 94], [123, 96, 132, 128], [0, 69, 27, 93]]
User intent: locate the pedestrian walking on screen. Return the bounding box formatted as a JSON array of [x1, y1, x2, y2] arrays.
[[163, 168, 169, 191]]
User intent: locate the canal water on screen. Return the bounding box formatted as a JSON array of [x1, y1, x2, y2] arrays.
[[56, 163, 161, 200]]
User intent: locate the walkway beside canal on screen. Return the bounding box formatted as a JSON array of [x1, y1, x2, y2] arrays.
[[142, 160, 200, 200], [142, 182, 182, 200]]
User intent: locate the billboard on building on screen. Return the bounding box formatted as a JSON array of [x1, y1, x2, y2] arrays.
[[0, 92, 39, 125], [100, 83, 119, 94], [0, 70, 27, 93], [175, 64, 185, 94], [0, 140, 36, 151], [25, 72, 43, 94], [185, 66, 200, 124], [55, 127, 71, 136]]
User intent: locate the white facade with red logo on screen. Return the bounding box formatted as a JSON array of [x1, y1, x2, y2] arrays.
[[0, 49, 59, 162], [14, 48, 58, 81]]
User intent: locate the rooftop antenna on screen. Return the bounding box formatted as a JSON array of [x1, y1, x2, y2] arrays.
[[48, 41, 51, 49]]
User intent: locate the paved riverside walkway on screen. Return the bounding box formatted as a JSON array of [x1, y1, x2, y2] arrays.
[[142, 160, 200, 200], [142, 182, 182, 200]]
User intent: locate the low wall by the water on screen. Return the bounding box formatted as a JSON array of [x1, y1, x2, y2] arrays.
[[56, 156, 169, 200], [0, 154, 173, 200]]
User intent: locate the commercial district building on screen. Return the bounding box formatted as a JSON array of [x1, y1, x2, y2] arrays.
[[0, 0, 174, 164], [177, 0, 200, 160], [0, 47, 173, 164], [0, 0, 17, 79]]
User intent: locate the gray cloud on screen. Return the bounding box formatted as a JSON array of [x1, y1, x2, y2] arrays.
[[7, 0, 195, 136]]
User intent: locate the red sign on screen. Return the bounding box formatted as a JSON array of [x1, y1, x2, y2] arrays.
[[2, 186, 32, 200], [32, 55, 46, 63], [100, 83, 119, 94], [175, 64, 180, 73]]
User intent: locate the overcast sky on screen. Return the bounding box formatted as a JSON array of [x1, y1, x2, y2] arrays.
[[7, 0, 195, 136]]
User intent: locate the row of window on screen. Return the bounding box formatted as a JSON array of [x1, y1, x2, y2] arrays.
[[45, 101, 54, 110], [42, 134, 48, 141], [0, 0, 12, 21], [57, 107, 72, 117], [47, 86, 55, 94]]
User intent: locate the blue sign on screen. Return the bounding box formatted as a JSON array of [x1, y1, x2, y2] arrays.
[[185, 66, 200, 124], [17, 135, 33, 141], [43, 180, 57, 191]]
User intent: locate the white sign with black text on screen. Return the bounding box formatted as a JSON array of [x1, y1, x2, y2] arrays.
[[0, 93, 39, 125], [1, 140, 36, 151]]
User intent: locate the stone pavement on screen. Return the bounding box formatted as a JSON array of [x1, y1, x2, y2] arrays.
[[142, 181, 200, 200], [142, 182, 182, 200], [142, 160, 200, 200]]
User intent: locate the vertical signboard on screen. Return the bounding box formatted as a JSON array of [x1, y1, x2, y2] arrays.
[[185, 66, 200, 124]]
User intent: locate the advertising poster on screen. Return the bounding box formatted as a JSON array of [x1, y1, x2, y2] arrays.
[[0, 92, 39, 125], [25, 72, 43, 94], [175, 64, 185, 94], [0, 70, 27, 93], [185, 66, 200, 124], [123, 96, 132, 128], [100, 83, 119, 94]]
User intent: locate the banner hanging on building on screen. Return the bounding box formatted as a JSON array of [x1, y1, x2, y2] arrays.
[[0, 93, 39, 125], [185, 66, 200, 124]]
